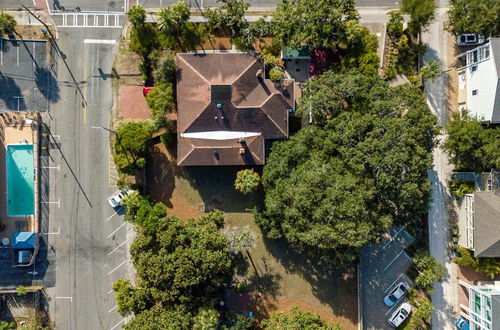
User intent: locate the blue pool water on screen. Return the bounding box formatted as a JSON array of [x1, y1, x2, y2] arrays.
[[6, 144, 34, 216]]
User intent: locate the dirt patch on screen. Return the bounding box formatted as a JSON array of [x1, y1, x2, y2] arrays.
[[112, 32, 143, 88], [16, 25, 54, 40]]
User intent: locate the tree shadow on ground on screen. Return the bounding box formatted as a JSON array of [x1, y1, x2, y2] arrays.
[[34, 66, 60, 103], [0, 73, 26, 110], [175, 165, 263, 213], [261, 235, 358, 323], [145, 143, 175, 208]]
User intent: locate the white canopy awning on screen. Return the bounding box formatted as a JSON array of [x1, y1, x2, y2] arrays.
[[180, 131, 261, 140]]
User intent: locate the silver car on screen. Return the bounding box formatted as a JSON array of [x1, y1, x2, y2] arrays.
[[457, 34, 484, 46], [388, 302, 412, 328], [384, 282, 409, 307]]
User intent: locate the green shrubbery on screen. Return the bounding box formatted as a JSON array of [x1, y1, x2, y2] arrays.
[[413, 250, 446, 294], [0, 12, 16, 35], [114, 121, 153, 174], [454, 247, 500, 279], [262, 307, 341, 330], [449, 180, 475, 199]]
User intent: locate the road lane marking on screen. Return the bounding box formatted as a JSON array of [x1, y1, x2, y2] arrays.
[[108, 240, 128, 255], [107, 260, 127, 276], [55, 296, 73, 302], [107, 289, 114, 294], [385, 299, 404, 316], [110, 318, 126, 330], [107, 222, 126, 238], [108, 305, 118, 313]]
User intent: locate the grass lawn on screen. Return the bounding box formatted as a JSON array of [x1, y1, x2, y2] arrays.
[[145, 142, 359, 329]]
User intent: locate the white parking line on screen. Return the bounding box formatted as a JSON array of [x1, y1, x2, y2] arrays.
[[105, 208, 122, 222], [107, 222, 126, 238], [384, 250, 405, 271], [108, 240, 128, 255], [108, 305, 118, 313], [107, 260, 127, 276], [84, 39, 117, 44], [385, 299, 403, 316], [383, 227, 405, 249], [110, 318, 126, 330], [55, 296, 73, 302], [385, 273, 405, 294]]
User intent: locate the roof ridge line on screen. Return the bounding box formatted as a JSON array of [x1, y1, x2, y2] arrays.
[[178, 55, 210, 85], [231, 57, 259, 85]]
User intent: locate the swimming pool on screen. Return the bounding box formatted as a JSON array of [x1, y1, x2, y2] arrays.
[[6, 144, 34, 217]]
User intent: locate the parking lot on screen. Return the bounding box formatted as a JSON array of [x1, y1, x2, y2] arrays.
[[0, 38, 55, 112], [360, 227, 415, 329]]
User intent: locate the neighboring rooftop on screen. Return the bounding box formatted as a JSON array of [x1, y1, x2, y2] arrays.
[[176, 52, 294, 166], [473, 191, 500, 257]]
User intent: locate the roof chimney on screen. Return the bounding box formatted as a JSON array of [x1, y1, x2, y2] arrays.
[[256, 69, 263, 79], [239, 148, 245, 155]]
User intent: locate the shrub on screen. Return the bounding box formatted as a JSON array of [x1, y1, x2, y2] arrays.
[[402, 298, 433, 329], [0, 321, 15, 330], [153, 53, 175, 84], [449, 180, 475, 199], [235, 169, 260, 194], [114, 121, 153, 174], [129, 23, 159, 58], [387, 11, 404, 38], [0, 13, 16, 35], [16, 286, 28, 296], [127, 5, 146, 27], [160, 133, 175, 146], [413, 250, 446, 294], [146, 82, 174, 129], [269, 67, 285, 80], [454, 247, 500, 279]]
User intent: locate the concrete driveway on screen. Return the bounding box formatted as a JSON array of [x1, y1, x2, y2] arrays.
[[360, 227, 415, 330]]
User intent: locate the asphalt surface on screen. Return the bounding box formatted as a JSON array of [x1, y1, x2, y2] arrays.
[[0, 0, 35, 10], [42, 26, 132, 330], [0, 38, 54, 112], [360, 227, 415, 329], [423, 4, 457, 330]]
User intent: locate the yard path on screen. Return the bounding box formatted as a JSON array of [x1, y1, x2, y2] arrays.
[[422, 5, 458, 330]]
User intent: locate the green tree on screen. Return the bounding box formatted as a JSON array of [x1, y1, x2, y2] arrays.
[[260, 70, 437, 264], [0, 12, 16, 35], [124, 305, 194, 330], [262, 307, 341, 329], [443, 109, 500, 172], [402, 299, 433, 330], [454, 247, 500, 279], [127, 5, 146, 27], [114, 121, 153, 174], [401, 0, 437, 36], [420, 60, 441, 83], [448, 0, 499, 37], [224, 225, 257, 254], [113, 279, 136, 316], [270, 0, 359, 48], [204, 0, 250, 37], [0, 321, 15, 330], [157, 1, 202, 51], [153, 53, 175, 83], [340, 26, 380, 76], [387, 11, 404, 38], [146, 82, 174, 128], [413, 250, 446, 294], [16, 285, 28, 296], [268, 67, 285, 80], [129, 23, 159, 58], [235, 169, 261, 194], [192, 307, 219, 330]]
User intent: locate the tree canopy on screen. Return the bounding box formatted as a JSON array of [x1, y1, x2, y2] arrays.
[[259, 70, 437, 264], [234, 169, 260, 194], [401, 0, 437, 35], [443, 109, 500, 172], [113, 121, 153, 174], [454, 247, 500, 279], [127, 5, 146, 27], [262, 307, 341, 330], [0, 13, 16, 35], [448, 0, 499, 37], [270, 0, 359, 48]]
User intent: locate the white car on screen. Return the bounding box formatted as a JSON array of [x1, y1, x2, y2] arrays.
[[388, 302, 412, 328], [107, 189, 132, 208], [384, 282, 409, 307], [457, 34, 484, 46]]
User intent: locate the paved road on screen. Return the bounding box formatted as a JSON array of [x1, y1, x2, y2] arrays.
[[360, 227, 415, 329], [43, 25, 133, 330], [422, 3, 457, 330], [0, 0, 35, 10]]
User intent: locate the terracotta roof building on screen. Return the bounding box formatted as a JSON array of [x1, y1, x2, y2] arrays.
[[176, 52, 294, 166]]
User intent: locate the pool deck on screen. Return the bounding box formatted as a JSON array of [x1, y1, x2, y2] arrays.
[[0, 113, 39, 247]]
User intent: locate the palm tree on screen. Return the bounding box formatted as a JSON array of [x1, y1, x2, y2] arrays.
[[157, 1, 190, 51], [127, 5, 146, 27], [421, 60, 441, 83]]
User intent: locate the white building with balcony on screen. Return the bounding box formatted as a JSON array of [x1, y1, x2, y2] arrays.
[[458, 38, 500, 122]]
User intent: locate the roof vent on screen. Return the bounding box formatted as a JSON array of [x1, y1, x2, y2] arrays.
[[239, 148, 245, 155], [217, 103, 222, 109]]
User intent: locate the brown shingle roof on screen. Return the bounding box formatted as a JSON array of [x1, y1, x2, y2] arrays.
[[176, 52, 294, 166], [178, 135, 264, 166]]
